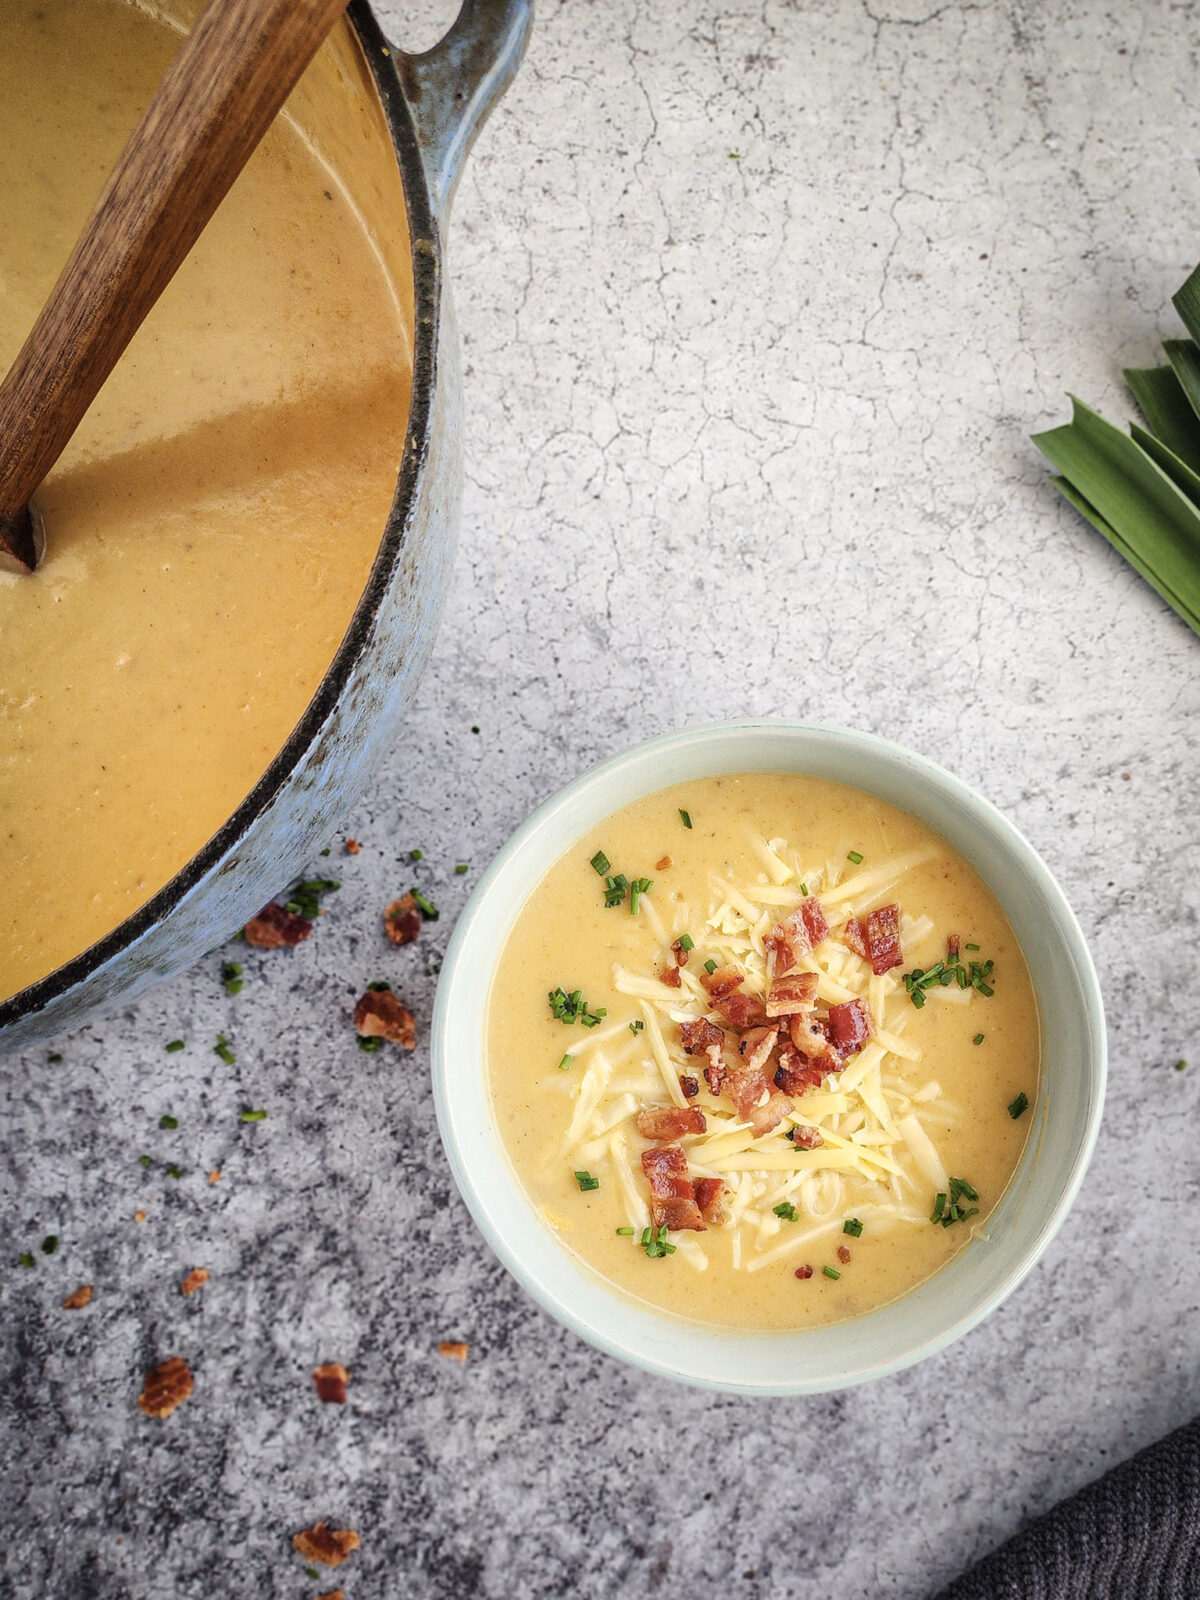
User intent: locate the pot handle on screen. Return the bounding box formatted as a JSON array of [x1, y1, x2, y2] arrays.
[[392, 0, 533, 216]]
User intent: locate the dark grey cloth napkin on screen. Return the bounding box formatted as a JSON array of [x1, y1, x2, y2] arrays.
[[932, 1415, 1200, 1600]]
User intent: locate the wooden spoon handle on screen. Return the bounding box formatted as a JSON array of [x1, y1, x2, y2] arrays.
[[0, 0, 348, 568]]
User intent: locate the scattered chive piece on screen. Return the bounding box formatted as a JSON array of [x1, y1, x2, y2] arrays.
[[589, 850, 611, 875], [846, 850, 864, 865], [602, 872, 629, 908], [629, 876, 653, 916], [47, 1052, 62, 1064], [471, 725, 480, 734], [159, 1114, 179, 1130], [41, 1235, 59, 1255], [616, 1226, 634, 1236], [284, 877, 340, 919], [455, 863, 470, 876], [367, 980, 391, 992], [320, 847, 331, 856], [822, 1265, 841, 1280], [410, 849, 424, 861], [930, 1192, 947, 1224], [704, 958, 718, 975], [628, 1020, 644, 1035], [166, 1164, 183, 1180], [965, 943, 980, 951], [799, 882, 808, 896], [240, 1109, 268, 1123], [772, 1201, 799, 1221], [221, 960, 244, 996], [358, 1036, 382, 1053], [973, 1033, 985, 1045], [557, 1054, 573, 1071], [677, 934, 695, 953], [1176, 1059, 1188, 1072], [574, 1171, 600, 1192], [640, 1224, 676, 1258], [843, 1218, 863, 1238], [139, 1155, 152, 1168], [305, 1568, 321, 1581], [213, 1032, 236, 1065], [165, 1039, 185, 1054], [1008, 1091, 1030, 1119], [678, 809, 693, 829], [18, 1252, 34, 1269], [949, 1176, 979, 1202], [410, 888, 439, 921], [548, 987, 605, 1027]]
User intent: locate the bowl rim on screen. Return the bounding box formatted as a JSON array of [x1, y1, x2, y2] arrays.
[[431, 718, 1107, 1393]]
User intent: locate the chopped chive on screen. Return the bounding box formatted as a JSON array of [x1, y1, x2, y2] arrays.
[[471, 725, 480, 734], [1008, 1091, 1029, 1119], [704, 958, 718, 975], [221, 960, 244, 995], [410, 888, 439, 921], [799, 882, 808, 896], [772, 1201, 799, 1221], [843, 1218, 863, 1238], [1175, 1059, 1188, 1072], [240, 1109, 268, 1123], [305, 1568, 321, 1580], [589, 850, 611, 876], [320, 847, 331, 856], [410, 849, 424, 861], [358, 1036, 382, 1053], [455, 863, 470, 876], [18, 1252, 34, 1268], [557, 1054, 573, 1070], [213, 1033, 235, 1065], [574, 1171, 600, 1192], [949, 1176, 978, 1202], [166, 1164, 183, 1180], [678, 809, 693, 829], [822, 1265, 841, 1280], [616, 1226, 635, 1236], [47, 1052, 62, 1064], [930, 1192, 947, 1224], [159, 1114, 179, 1130], [628, 1020, 643, 1035], [629, 876, 653, 916], [965, 943, 980, 951], [165, 1039, 185, 1054], [973, 1033, 985, 1046], [846, 850, 864, 865], [367, 980, 391, 992], [139, 1155, 152, 1168], [677, 934, 695, 952], [41, 1235, 59, 1255]]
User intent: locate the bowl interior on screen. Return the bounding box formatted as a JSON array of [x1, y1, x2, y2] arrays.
[[433, 720, 1105, 1394]]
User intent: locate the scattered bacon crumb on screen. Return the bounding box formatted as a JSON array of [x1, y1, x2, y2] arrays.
[[316, 1592, 344, 1600], [62, 1285, 93, 1310], [438, 1341, 469, 1362], [703, 1055, 727, 1096], [699, 963, 744, 1001], [727, 1060, 791, 1138], [243, 901, 313, 949], [679, 1074, 699, 1099], [660, 965, 682, 988], [641, 1145, 705, 1231], [680, 1017, 723, 1057], [947, 933, 960, 958], [788, 1013, 841, 1068], [344, 839, 361, 855], [765, 971, 818, 1018], [865, 904, 903, 975], [774, 1045, 827, 1095], [353, 988, 416, 1048], [208, 1170, 221, 1185], [292, 1524, 360, 1568], [180, 1268, 208, 1297], [637, 1106, 706, 1140], [738, 1026, 779, 1074], [838, 1245, 852, 1263], [655, 854, 673, 871], [134, 1210, 147, 1223], [842, 917, 869, 959], [794, 1264, 814, 1280], [693, 1177, 725, 1227], [711, 989, 767, 1029], [826, 997, 874, 1057], [800, 897, 830, 949], [138, 1356, 193, 1418], [764, 897, 827, 975], [788, 1124, 824, 1150], [313, 1362, 350, 1403], [383, 893, 422, 946], [670, 938, 690, 968]]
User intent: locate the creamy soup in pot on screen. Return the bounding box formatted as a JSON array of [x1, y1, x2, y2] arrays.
[[0, 0, 412, 1000], [487, 773, 1039, 1331]]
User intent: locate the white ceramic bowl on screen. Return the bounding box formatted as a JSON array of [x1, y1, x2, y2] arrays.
[[432, 720, 1106, 1394]]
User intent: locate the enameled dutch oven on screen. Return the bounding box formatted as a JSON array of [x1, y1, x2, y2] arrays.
[[0, 0, 533, 1053]]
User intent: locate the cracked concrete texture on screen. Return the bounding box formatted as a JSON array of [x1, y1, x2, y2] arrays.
[[2, 0, 1199, 1596]]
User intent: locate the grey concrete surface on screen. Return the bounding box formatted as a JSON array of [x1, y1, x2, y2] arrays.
[[2, 1, 1199, 1596]]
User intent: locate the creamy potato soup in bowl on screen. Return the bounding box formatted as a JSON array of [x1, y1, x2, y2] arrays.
[[433, 722, 1105, 1393]]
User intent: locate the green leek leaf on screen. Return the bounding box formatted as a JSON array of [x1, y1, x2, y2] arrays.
[[1162, 339, 1200, 427], [1123, 364, 1200, 475], [1052, 477, 1200, 635], [1131, 423, 1200, 507], [1172, 262, 1200, 347]]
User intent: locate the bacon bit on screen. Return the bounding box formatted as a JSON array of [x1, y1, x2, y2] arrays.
[[640, 1145, 705, 1231], [679, 1074, 700, 1099], [703, 1054, 727, 1096], [865, 904, 903, 974], [383, 893, 422, 947], [344, 838, 361, 855], [794, 1264, 814, 1280], [680, 1017, 724, 1056], [62, 1285, 93, 1310], [660, 965, 683, 988], [438, 1341, 470, 1362], [313, 1362, 350, 1403], [655, 854, 673, 872], [788, 1124, 824, 1149], [711, 989, 767, 1029], [637, 1105, 707, 1140], [699, 963, 744, 1001], [693, 1177, 725, 1227], [316, 1592, 345, 1600], [138, 1356, 193, 1418], [765, 970, 819, 1018], [292, 1524, 360, 1568], [727, 1062, 791, 1138], [763, 908, 811, 976], [670, 938, 690, 967], [788, 1012, 841, 1067], [180, 1268, 208, 1297], [838, 1244, 852, 1263], [774, 1045, 827, 1095], [353, 988, 416, 1048], [947, 933, 960, 958], [243, 901, 313, 949], [208, 1170, 221, 1185], [842, 917, 869, 959], [800, 896, 829, 948], [134, 1210, 147, 1223], [827, 998, 873, 1056], [738, 1026, 779, 1074]]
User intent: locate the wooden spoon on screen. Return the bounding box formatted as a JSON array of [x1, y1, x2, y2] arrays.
[[0, 0, 350, 571]]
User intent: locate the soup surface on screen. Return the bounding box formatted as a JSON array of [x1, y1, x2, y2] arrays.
[[488, 773, 1039, 1331], [0, 0, 412, 1000]]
